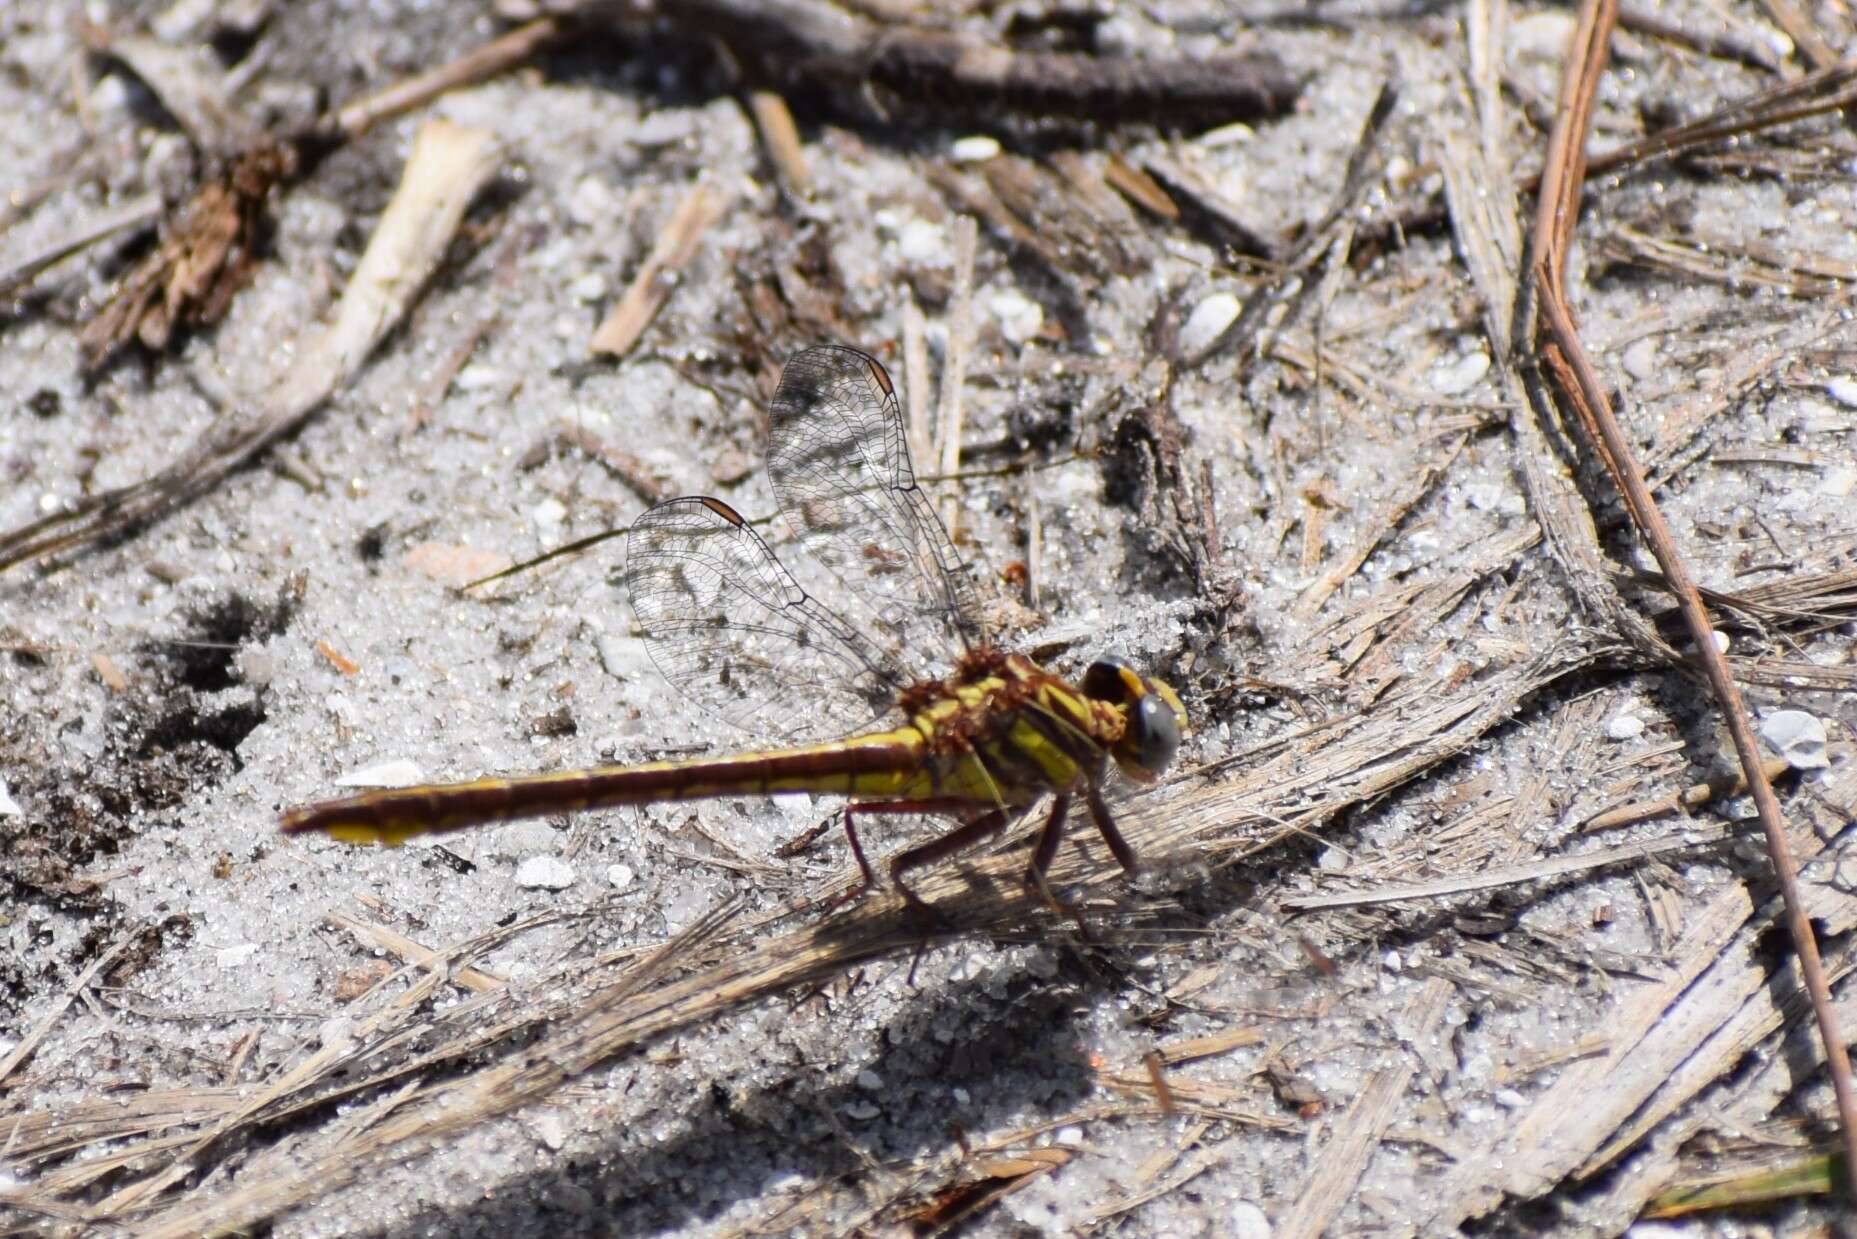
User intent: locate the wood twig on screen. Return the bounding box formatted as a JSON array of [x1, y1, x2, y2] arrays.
[[590, 180, 730, 358]]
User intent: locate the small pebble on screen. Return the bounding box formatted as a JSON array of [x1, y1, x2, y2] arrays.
[[531, 496, 568, 530], [842, 1099, 881, 1120], [950, 135, 1000, 162], [216, 943, 259, 968], [0, 779, 20, 817], [334, 758, 425, 789], [454, 362, 504, 392], [1230, 1201, 1273, 1239], [895, 218, 947, 265], [567, 272, 607, 302], [566, 176, 616, 227], [1820, 467, 1857, 498], [1433, 349, 1492, 395], [1824, 376, 1857, 408], [1179, 292, 1241, 360], [606, 863, 636, 892], [1197, 121, 1255, 148], [1759, 710, 1829, 770], [89, 74, 131, 113], [1710, 629, 1730, 654], [1510, 11, 1577, 59], [1606, 713, 1646, 740], [515, 856, 576, 890], [530, 1111, 570, 1151], [237, 648, 276, 686], [856, 1070, 884, 1091], [988, 288, 1043, 345], [1621, 337, 1659, 381], [1493, 1087, 1529, 1109]]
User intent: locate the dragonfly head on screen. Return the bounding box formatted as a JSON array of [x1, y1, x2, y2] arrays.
[[1081, 657, 1188, 783]]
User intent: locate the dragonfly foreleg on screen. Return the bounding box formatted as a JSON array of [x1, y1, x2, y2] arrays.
[[1085, 783, 1141, 875]]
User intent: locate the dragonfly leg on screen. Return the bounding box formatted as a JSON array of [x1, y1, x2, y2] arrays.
[[843, 798, 993, 904], [889, 807, 1010, 917], [1085, 783, 1141, 876], [1023, 792, 1093, 937], [1025, 791, 1073, 890]]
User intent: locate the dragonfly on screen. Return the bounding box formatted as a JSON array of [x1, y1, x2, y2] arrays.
[[281, 345, 1188, 916]]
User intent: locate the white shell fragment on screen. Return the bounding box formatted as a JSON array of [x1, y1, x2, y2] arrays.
[[1433, 349, 1492, 395], [949, 135, 1000, 163], [1824, 376, 1857, 408], [1179, 292, 1241, 360], [334, 759, 426, 789], [515, 856, 576, 890], [1759, 710, 1829, 770], [1230, 1201, 1273, 1239]]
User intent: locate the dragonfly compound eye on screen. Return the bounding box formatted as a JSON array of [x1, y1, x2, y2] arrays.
[[1130, 692, 1182, 773], [1081, 656, 1139, 703]]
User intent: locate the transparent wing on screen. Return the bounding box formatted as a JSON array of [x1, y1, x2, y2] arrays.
[[624, 496, 905, 744], [765, 345, 986, 684]]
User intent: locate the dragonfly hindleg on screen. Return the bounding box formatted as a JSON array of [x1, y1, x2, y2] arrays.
[[843, 798, 995, 901], [887, 806, 1012, 914]]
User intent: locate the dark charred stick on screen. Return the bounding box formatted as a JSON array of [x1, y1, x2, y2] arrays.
[[594, 0, 1301, 126]]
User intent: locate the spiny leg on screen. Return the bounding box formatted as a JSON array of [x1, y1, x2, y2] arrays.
[[1085, 783, 1141, 876]]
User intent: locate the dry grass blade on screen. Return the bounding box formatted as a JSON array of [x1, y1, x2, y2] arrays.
[[746, 90, 811, 197], [0, 192, 161, 299], [1586, 57, 1857, 179], [1525, 0, 1857, 1202], [1276, 979, 1451, 1238], [1582, 754, 1791, 832], [0, 929, 147, 1090], [1283, 821, 1741, 910], [80, 20, 263, 155], [330, 17, 562, 138], [1428, 799, 1856, 1226], [1598, 225, 1857, 296], [1192, 76, 1399, 371]]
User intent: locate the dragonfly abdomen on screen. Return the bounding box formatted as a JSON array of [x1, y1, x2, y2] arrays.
[[280, 729, 930, 846]]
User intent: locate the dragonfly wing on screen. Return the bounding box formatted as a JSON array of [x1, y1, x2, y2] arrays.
[[765, 346, 987, 683], [625, 496, 904, 744]]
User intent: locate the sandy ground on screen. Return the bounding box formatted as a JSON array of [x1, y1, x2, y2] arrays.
[[2, 1, 1854, 1235]]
